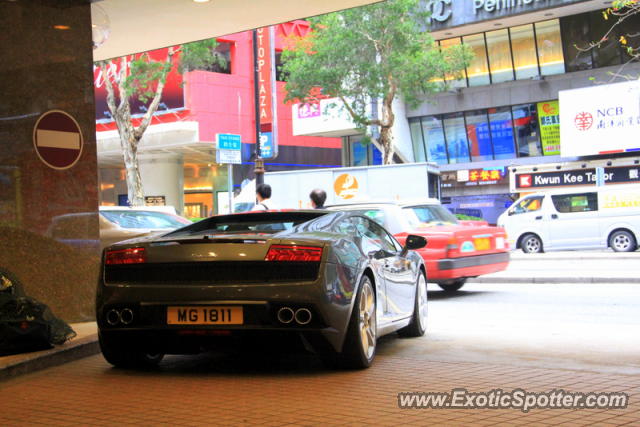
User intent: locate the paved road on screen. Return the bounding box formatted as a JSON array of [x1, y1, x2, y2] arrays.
[[2, 281, 639, 425]]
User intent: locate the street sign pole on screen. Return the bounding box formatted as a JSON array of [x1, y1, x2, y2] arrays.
[[228, 164, 233, 213]]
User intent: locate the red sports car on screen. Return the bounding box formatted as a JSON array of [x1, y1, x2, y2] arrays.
[[328, 200, 509, 292]]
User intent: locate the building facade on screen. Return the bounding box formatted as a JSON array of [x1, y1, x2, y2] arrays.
[[96, 22, 342, 218]]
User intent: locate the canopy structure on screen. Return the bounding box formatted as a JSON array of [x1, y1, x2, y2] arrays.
[[92, 0, 384, 61]]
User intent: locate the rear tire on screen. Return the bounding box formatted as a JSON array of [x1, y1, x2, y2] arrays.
[[437, 279, 466, 293], [609, 230, 637, 252], [99, 332, 164, 369], [339, 275, 377, 369], [398, 272, 428, 338], [521, 233, 543, 253]]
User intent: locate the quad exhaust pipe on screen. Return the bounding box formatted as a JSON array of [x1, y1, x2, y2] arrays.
[[277, 307, 312, 325], [105, 308, 134, 326]]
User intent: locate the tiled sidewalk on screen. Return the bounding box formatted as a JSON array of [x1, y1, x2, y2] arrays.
[[0, 349, 638, 426]]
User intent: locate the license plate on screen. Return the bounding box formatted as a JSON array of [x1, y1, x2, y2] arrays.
[[474, 238, 490, 251], [167, 306, 243, 325]]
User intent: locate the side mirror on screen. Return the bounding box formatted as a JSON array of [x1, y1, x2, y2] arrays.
[[401, 234, 427, 256]]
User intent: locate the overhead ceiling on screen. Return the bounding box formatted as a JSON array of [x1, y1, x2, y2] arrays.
[[92, 0, 383, 61]]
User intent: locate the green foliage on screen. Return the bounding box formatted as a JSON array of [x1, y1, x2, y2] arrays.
[[179, 39, 226, 74], [281, 0, 472, 127], [123, 55, 172, 103]]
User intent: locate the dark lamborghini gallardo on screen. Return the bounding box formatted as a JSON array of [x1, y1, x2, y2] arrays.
[[97, 210, 428, 369]]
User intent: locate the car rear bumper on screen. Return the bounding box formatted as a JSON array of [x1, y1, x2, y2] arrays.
[[426, 252, 510, 281], [438, 252, 510, 270]]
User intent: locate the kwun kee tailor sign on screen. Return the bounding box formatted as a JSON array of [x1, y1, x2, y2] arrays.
[[514, 166, 640, 191]]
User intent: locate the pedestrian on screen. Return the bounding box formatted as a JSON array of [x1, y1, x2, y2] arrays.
[[309, 188, 327, 209], [253, 183, 276, 211]]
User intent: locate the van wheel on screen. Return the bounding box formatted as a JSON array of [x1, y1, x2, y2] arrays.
[[521, 234, 543, 253], [609, 230, 637, 252]]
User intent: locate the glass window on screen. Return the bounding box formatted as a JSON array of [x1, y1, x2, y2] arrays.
[[512, 104, 542, 157], [465, 110, 493, 161], [486, 29, 514, 83], [560, 14, 594, 72], [614, 9, 640, 62], [403, 205, 459, 226], [372, 145, 382, 165], [440, 37, 467, 88], [535, 20, 565, 75], [443, 112, 470, 164], [510, 196, 544, 215], [351, 140, 369, 166], [551, 193, 598, 213], [463, 33, 490, 87], [421, 116, 448, 165], [510, 25, 539, 79], [410, 119, 426, 162], [488, 107, 516, 160], [589, 11, 622, 68]]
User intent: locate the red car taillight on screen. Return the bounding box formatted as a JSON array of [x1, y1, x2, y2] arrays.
[[105, 247, 146, 265], [265, 245, 323, 262]]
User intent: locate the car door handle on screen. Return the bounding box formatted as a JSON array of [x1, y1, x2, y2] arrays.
[[551, 214, 558, 219], [535, 216, 543, 220]]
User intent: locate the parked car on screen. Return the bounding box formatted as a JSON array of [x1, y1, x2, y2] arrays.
[[99, 206, 192, 250], [97, 210, 428, 369], [327, 199, 510, 292], [497, 184, 640, 253]]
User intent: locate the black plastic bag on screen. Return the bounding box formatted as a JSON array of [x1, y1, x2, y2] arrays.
[[0, 290, 77, 356]]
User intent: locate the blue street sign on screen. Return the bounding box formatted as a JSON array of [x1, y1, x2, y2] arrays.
[[259, 132, 274, 159], [216, 133, 241, 150]]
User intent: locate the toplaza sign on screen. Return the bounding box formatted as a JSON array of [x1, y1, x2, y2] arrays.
[[427, 0, 588, 30]]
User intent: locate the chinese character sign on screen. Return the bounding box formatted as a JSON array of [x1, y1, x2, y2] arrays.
[[537, 101, 560, 156]]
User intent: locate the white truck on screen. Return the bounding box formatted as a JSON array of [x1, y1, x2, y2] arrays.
[[256, 162, 441, 210]]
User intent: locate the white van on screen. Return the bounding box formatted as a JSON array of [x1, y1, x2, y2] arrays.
[[497, 185, 640, 253]]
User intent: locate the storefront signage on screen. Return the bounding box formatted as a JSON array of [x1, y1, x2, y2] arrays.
[[33, 110, 83, 170], [537, 100, 560, 156], [428, 0, 588, 31], [259, 132, 274, 159], [513, 165, 640, 191], [443, 167, 507, 189], [257, 27, 274, 124], [559, 81, 640, 157], [144, 196, 166, 206]]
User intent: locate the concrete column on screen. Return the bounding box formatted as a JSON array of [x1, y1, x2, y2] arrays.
[[139, 154, 184, 215]]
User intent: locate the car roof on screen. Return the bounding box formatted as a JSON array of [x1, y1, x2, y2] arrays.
[[99, 205, 178, 215], [327, 198, 442, 209]]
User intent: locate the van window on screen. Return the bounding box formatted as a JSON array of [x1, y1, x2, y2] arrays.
[[551, 193, 598, 213], [510, 196, 544, 215]]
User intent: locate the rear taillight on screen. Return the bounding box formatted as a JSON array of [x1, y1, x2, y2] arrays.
[[445, 237, 458, 257], [105, 247, 146, 265], [265, 245, 323, 262]]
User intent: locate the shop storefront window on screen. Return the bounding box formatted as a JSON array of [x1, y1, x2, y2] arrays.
[[410, 119, 427, 162], [443, 112, 470, 164], [422, 116, 448, 165], [352, 140, 369, 166], [512, 104, 542, 157], [465, 110, 493, 162], [486, 29, 514, 84], [463, 33, 490, 87], [441, 37, 467, 88], [488, 107, 515, 160], [535, 20, 565, 76], [510, 25, 539, 79]]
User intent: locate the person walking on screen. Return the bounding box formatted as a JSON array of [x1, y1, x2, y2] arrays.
[[253, 183, 276, 211], [309, 188, 327, 209]]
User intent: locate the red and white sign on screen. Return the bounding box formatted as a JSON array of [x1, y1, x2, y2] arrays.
[[257, 27, 274, 126], [33, 110, 83, 170], [518, 175, 532, 188]]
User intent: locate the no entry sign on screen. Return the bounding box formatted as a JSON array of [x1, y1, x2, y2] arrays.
[[33, 110, 83, 170]]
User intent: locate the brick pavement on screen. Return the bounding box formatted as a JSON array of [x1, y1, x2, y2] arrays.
[[1, 350, 638, 426]]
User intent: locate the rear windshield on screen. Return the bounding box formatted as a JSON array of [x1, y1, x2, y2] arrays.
[[101, 210, 192, 229], [402, 205, 459, 227], [166, 211, 328, 236]]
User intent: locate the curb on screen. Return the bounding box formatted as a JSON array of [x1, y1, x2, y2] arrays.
[[468, 276, 640, 284], [0, 334, 100, 382]]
